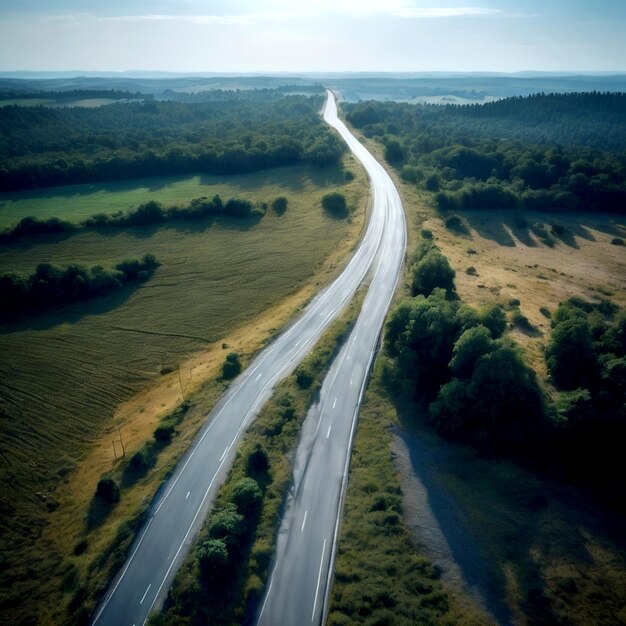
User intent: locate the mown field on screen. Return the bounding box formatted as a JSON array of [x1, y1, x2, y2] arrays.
[[0, 160, 367, 624]]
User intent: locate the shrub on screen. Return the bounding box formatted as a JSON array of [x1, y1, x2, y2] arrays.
[[384, 138, 404, 163], [94, 477, 120, 505], [344, 169, 355, 181], [247, 444, 269, 475], [539, 306, 552, 319], [321, 192, 348, 217], [479, 304, 507, 338], [611, 237, 625, 246], [420, 229, 433, 239], [444, 215, 469, 235], [222, 352, 242, 379], [295, 364, 314, 388], [153, 423, 175, 444], [197, 538, 230, 585], [231, 478, 263, 514], [465, 266, 477, 276], [272, 196, 288, 214]]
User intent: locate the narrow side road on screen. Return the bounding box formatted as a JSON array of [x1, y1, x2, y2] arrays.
[[256, 94, 407, 625], [91, 91, 397, 626]]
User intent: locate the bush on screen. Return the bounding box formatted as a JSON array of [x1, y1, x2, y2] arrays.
[[271, 196, 288, 214], [384, 138, 404, 163], [420, 229, 433, 239], [411, 250, 456, 297], [344, 169, 355, 181], [222, 352, 242, 379], [231, 477, 263, 514], [94, 477, 120, 505], [247, 444, 269, 475], [295, 364, 314, 388], [465, 266, 477, 276], [321, 192, 348, 217], [197, 538, 230, 585], [479, 304, 507, 338], [611, 237, 625, 246], [153, 423, 175, 444], [444, 215, 470, 235]]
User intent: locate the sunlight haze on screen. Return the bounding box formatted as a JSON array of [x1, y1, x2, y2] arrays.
[[0, 0, 625, 73]]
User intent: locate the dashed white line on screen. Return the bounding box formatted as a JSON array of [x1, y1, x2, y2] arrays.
[[326, 425, 332, 439], [332, 398, 337, 409], [139, 583, 151, 605], [220, 448, 228, 462], [349, 377, 353, 386], [311, 539, 327, 622], [255, 372, 262, 381], [185, 491, 190, 500], [301, 510, 308, 533]]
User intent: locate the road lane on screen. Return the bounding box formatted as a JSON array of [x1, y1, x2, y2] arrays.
[[257, 91, 407, 626], [91, 90, 399, 626]]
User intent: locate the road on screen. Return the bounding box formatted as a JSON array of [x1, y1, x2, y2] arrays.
[[91, 91, 404, 626], [256, 92, 406, 625]]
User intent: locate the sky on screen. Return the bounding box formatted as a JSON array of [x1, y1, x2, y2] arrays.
[[0, 0, 625, 73]]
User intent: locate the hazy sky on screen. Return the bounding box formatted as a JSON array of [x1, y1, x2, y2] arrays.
[[1, 0, 625, 73]]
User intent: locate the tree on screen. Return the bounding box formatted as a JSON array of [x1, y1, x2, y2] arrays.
[[546, 317, 596, 390], [449, 325, 494, 379], [272, 196, 288, 214], [94, 477, 120, 505], [231, 477, 263, 514], [197, 538, 229, 585], [222, 352, 242, 379], [384, 138, 404, 163], [321, 192, 348, 217], [411, 250, 456, 297]]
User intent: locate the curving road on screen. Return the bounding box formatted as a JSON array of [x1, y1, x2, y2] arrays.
[[256, 92, 406, 626], [91, 91, 405, 626]]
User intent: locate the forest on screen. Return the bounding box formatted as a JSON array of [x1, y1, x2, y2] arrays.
[[345, 92, 626, 214], [0, 91, 343, 191]]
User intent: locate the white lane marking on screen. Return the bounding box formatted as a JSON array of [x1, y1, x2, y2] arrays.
[[255, 372, 262, 381], [364, 321, 367, 327], [185, 491, 190, 500], [347, 355, 350, 361], [349, 377, 353, 386], [332, 398, 337, 409], [301, 510, 308, 533], [326, 425, 332, 439], [220, 448, 228, 462], [353, 334, 357, 342], [295, 340, 301, 347], [311, 539, 327, 622], [139, 583, 151, 605]]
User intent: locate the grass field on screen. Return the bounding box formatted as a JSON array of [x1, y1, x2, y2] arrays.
[[420, 208, 626, 375], [0, 159, 368, 624], [0, 167, 357, 229]]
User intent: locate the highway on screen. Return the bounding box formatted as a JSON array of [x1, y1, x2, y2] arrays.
[[256, 93, 406, 625], [91, 91, 405, 626]]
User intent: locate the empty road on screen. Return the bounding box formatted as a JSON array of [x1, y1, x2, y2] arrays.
[[256, 92, 406, 625], [92, 91, 405, 625]]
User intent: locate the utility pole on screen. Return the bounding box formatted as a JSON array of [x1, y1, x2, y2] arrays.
[[118, 427, 125, 458]]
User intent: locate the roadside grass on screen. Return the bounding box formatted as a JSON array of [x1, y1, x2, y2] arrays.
[[327, 368, 490, 626], [0, 157, 368, 625], [151, 293, 365, 626]]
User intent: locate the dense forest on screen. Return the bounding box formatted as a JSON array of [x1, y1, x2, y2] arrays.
[[0, 92, 343, 191], [345, 92, 626, 214]]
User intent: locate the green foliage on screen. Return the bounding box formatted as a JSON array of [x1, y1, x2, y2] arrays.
[[449, 325, 494, 379], [346, 93, 626, 214], [0, 94, 344, 191], [411, 249, 456, 297], [271, 196, 288, 214], [222, 352, 242, 380], [197, 538, 230, 585], [231, 478, 263, 515], [611, 237, 625, 246], [94, 477, 120, 505], [384, 138, 404, 163], [444, 214, 470, 235], [0, 254, 160, 319], [546, 316, 596, 389], [479, 303, 507, 338], [321, 191, 348, 217], [153, 424, 175, 445]]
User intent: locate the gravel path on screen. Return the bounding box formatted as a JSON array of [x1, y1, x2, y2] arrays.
[[392, 423, 513, 626]]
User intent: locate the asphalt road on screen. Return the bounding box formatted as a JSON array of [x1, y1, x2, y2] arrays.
[[256, 96, 406, 625], [91, 91, 404, 626]]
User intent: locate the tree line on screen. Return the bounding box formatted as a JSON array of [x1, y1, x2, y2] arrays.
[[0, 194, 282, 243], [0, 93, 344, 191], [345, 92, 626, 214], [0, 254, 160, 319]]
